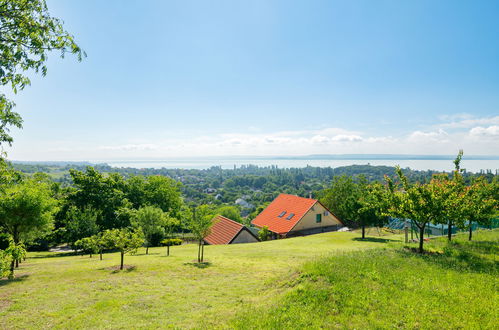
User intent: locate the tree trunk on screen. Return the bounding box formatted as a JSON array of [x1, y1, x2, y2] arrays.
[[201, 242, 204, 262], [146, 246, 149, 255], [100, 250, 103, 260], [15, 259, 19, 268], [120, 251, 124, 270], [361, 225, 365, 239], [447, 221, 452, 241], [90, 253, 92, 258], [419, 225, 425, 254], [167, 245, 170, 256], [197, 241, 201, 262], [469, 225, 473, 241], [9, 259, 15, 280]]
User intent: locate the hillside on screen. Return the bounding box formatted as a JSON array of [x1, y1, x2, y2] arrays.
[[1, 230, 498, 328]]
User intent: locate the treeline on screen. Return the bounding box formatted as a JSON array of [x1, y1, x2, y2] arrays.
[[12, 162, 497, 215]]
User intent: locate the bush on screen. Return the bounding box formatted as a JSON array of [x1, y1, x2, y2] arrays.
[[161, 238, 182, 246]]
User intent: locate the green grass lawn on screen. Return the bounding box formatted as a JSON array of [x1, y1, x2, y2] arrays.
[[0, 230, 497, 329], [0, 231, 398, 329]]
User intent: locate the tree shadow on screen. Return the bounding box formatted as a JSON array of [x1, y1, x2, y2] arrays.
[[184, 261, 212, 269], [352, 237, 399, 243], [396, 247, 498, 274], [99, 265, 137, 273], [29, 251, 79, 259], [0, 274, 29, 287]]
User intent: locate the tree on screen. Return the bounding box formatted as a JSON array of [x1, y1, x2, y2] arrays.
[[132, 206, 168, 255], [64, 206, 99, 249], [0, 178, 56, 262], [68, 167, 131, 229], [463, 177, 497, 240], [5, 241, 26, 279], [74, 236, 98, 258], [161, 238, 182, 257], [0, 0, 84, 148], [321, 175, 387, 238], [385, 167, 447, 253], [358, 182, 390, 238], [106, 228, 144, 270], [216, 205, 242, 223], [188, 205, 214, 263], [258, 225, 271, 241], [126, 175, 183, 216]]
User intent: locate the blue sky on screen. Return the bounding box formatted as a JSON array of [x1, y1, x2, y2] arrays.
[[5, 0, 499, 160]]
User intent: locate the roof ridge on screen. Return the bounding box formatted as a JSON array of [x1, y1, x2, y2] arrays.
[[278, 193, 318, 202]]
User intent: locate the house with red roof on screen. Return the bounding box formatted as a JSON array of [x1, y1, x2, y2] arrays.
[[251, 194, 343, 238], [204, 215, 260, 245]]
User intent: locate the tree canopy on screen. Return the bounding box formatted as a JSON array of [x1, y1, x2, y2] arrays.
[[0, 0, 84, 148]]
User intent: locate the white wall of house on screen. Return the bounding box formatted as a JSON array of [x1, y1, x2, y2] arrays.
[[231, 229, 259, 244], [290, 202, 342, 232]]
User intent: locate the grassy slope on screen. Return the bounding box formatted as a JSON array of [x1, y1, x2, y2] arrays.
[[0, 231, 398, 329], [233, 230, 499, 329]]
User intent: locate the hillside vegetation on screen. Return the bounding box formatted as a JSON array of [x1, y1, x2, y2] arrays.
[[1, 230, 497, 329]]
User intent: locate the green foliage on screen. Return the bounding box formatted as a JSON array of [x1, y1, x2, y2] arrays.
[[132, 206, 168, 252], [104, 228, 144, 269], [4, 240, 26, 279], [189, 205, 214, 262], [320, 175, 388, 233], [258, 226, 271, 241], [161, 238, 182, 246], [0, 0, 84, 147], [64, 206, 100, 248], [216, 205, 242, 223], [74, 236, 98, 257], [0, 177, 57, 244]]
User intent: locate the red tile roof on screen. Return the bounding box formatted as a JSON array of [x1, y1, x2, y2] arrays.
[[251, 194, 317, 235], [204, 215, 245, 245]]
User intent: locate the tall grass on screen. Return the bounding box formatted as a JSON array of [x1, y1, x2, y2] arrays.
[[233, 230, 498, 329]]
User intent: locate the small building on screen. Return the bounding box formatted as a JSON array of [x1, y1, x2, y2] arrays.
[[204, 215, 260, 245], [251, 193, 343, 238]]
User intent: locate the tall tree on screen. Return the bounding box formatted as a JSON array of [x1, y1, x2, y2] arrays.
[[0, 0, 84, 148], [68, 167, 130, 229], [0, 177, 56, 246], [64, 206, 100, 249]]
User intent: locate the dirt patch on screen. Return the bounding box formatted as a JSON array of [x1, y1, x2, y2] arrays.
[[105, 265, 137, 272]]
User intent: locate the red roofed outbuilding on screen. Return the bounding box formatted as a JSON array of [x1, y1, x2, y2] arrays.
[[204, 215, 259, 245], [251, 194, 343, 238]]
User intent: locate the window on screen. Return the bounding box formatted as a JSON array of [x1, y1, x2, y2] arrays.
[[278, 211, 286, 218], [324, 211, 329, 216], [286, 213, 295, 220], [316, 214, 322, 223]]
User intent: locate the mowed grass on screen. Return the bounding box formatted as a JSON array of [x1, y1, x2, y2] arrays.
[[232, 230, 499, 329], [0, 231, 399, 329]]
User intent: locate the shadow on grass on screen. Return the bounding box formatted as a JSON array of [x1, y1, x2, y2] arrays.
[[184, 261, 212, 269], [397, 245, 498, 274], [98, 265, 137, 273], [29, 251, 79, 259], [352, 237, 399, 243], [0, 274, 29, 286]]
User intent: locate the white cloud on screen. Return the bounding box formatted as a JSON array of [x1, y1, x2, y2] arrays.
[[439, 115, 499, 129], [469, 125, 499, 138]]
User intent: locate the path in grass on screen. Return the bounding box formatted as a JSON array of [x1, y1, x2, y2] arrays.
[[0, 231, 400, 329]]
